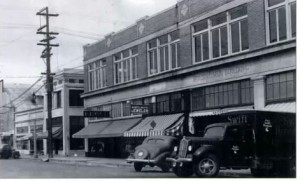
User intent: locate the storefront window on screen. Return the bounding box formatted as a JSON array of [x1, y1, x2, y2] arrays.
[[266, 71, 295, 103], [191, 79, 254, 111], [70, 116, 84, 150]]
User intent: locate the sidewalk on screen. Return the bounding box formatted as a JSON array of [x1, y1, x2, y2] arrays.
[[20, 154, 132, 168]]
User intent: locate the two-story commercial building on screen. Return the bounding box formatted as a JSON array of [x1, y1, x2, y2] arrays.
[[76, 0, 296, 158]]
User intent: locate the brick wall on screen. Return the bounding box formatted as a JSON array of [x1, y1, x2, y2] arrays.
[[248, 0, 266, 51]]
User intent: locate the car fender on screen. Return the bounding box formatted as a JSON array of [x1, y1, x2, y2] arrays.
[[153, 152, 170, 164], [193, 145, 219, 160]]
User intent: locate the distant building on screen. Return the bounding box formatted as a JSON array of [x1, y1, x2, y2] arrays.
[[78, 0, 296, 158], [43, 69, 85, 156], [14, 88, 44, 155], [0, 81, 42, 147]]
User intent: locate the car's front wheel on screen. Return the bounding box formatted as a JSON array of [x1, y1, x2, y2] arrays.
[[195, 154, 220, 177], [173, 164, 193, 177], [134, 162, 143, 172]]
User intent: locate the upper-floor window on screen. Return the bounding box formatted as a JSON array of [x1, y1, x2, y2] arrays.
[[191, 79, 253, 111], [147, 30, 180, 76], [266, 71, 295, 103], [266, 0, 296, 44], [69, 90, 84, 107], [88, 59, 107, 91], [53, 91, 62, 109], [114, 46, 138, 84], [193, 5, 248, 63]]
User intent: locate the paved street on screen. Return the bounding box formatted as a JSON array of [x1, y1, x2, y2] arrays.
[[0, 158, 252, 178]]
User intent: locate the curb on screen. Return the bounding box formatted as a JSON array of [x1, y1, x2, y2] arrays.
[[21, 156, 133, 168]]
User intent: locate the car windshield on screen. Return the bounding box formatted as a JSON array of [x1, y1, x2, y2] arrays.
[[204, 126, 225, 138], [147, 139, 165, 144]]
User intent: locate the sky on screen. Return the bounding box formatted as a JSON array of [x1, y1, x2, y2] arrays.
[[0, 0, 178, 84]]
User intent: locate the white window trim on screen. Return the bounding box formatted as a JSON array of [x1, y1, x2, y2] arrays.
[[147, 34, 180, 76], [114, 48, 139, 85], [192, 9, 249, 65], [88, 60, 107, 91], [265, 0, 296, 45]]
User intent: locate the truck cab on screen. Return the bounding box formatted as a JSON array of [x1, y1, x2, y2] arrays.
[[167, 111, 295, 177]]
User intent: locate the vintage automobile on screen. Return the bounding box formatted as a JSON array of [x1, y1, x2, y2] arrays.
[[167, 111, 296, 177], [127, 136, 178, 172], [0, 144, 20, 159]]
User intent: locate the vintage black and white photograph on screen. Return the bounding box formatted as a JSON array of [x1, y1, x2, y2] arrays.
[[0, 0, 297, 178]]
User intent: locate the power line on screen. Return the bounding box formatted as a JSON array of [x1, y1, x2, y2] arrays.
[[14, 83, 46, 108], [0, 77, 43, 109]]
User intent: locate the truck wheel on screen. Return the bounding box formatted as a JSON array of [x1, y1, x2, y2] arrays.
[[195, 154, 220, 177], [173, 164, 193, 177], [134, 162, 143, 172]]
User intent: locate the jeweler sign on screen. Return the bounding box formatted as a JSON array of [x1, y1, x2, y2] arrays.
[[84, 111, 110, 118], [131, 105, 149, 115]]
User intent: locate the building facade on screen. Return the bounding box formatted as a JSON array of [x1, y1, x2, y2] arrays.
[[79, 0, 296, 158], [43, 69, 85, 156]]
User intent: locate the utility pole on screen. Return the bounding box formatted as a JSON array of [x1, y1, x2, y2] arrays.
[[36, 7, 59, 158]]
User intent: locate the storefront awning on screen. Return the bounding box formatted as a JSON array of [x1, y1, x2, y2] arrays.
[[72, 121, 111, 139], [73, 117, 142, 138], [164, 116, 184, 136], [37, 127, 62, 139], [124, 113, 184, 137], [262, 102, 295, 113], [190, 106, 254, 117], [16, 134, 33, 141]]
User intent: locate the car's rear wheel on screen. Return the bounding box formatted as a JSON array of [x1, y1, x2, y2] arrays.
[[195, 154, 220, 177], [134, 162, 143, 172], [173, 164, 193, 177]]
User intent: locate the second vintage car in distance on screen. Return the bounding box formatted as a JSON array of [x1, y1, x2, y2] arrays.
[[126, 136, 178, 172]]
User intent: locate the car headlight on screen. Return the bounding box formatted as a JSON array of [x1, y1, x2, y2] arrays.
[[188, 145, 192, 151], [138, 151, 144, 157], [174, 146, 178, 152]]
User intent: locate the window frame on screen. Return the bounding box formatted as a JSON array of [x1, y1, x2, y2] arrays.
[[265, 0, 296, 45], [265, 71, 296, 104], [191, 79, 254, 111], [88, 59, 107, 91], [114, 47, 138, 85], [147, 32, 180, 76], [192, 5, 249, 64]]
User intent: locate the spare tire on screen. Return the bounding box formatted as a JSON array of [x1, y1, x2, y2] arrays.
[[134, 148, 148, 159]]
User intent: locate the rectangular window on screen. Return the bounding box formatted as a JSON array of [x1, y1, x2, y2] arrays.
[[192, 80, 254, 111], [148, 31, 180, 75], [123, 102, 131, 117], [266, 71, 295, 103], [56, 91, 61, 108], [17, 126, 29, 134], [266, 0, 296, 44], [193, 5, 248, 63], [111, 103, 122, 118], [69, 90, 84, 107], [156, 94, 170, 114], [70, 116, 84, 150], [114, 47, 138, 84], [88, 59, 107, 91]]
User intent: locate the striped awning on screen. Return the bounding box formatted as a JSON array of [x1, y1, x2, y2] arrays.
[[164, 116, 184, 136], [262, 102, 295, 113], [124, 113, 183, 137]]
